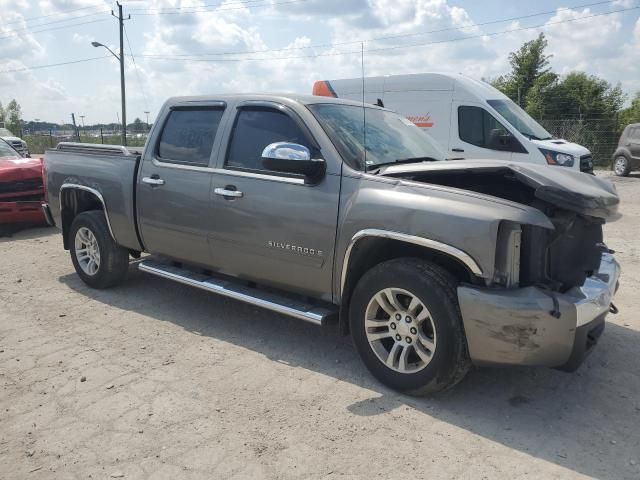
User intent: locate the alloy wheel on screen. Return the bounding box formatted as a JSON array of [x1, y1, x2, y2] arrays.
[[365, 287, 437, 374], [74, 227, 101, 276]]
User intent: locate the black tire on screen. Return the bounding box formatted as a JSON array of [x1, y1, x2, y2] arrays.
[[69, 210, 129, 289], [613, 155, 631, 177], [349, 258, 470, 395]]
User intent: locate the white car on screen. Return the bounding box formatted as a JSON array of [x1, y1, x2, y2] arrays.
[[0, 127, 29, 157], [313, 72, 593, 173]]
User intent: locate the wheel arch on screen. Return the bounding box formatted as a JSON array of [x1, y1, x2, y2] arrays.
[[337, 229, 483, 335], [60, 184, 115, 249]]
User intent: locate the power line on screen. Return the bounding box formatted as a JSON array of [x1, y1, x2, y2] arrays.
[[130, 0, 312, 15], [0, 17, 110, 41], [0, 11, 109, 37], [135, 0, 625, 59], [128, 0, 288, 13], [134, 6, 640, 63], [0, 56, 111, 75], [124, 24, 150, 113], [5, 2, 106, 26]]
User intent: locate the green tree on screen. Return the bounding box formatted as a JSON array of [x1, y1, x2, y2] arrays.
[[492, 33, 552, 106], [130, 117, 144, 132], [6, 99, 22, 134], [618, 92, 640, 129], [527, 72, 624, 119], [0, 101, 5, 125]]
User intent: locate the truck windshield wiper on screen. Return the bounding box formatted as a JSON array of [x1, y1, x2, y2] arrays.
[[367, 157, 438, 173]]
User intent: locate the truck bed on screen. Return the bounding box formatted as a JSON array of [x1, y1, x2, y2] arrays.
[[44, 143, 143, 251]]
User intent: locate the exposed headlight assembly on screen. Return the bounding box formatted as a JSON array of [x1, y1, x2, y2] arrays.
[[540, 149, 575, 167]]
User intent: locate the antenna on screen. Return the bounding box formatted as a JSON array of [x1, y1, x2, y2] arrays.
[[361, 42, 367, 170]]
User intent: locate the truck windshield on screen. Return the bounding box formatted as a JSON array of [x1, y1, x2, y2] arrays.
[[487, 99, 552, 141], [307, 103, 445, 171]]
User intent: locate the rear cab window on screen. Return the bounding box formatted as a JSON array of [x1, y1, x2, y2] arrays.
[[157, 107, 225, 166]]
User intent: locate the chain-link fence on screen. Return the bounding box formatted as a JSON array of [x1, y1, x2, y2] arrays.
[[23, 117, 621, 167], [24, 129, 148, 155], [539, 116, 619, 167]]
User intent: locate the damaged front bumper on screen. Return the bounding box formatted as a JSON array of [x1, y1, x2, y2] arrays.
[[458, 252, 620, 369]]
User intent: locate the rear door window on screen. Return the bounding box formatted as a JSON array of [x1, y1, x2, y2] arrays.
[[225, 107, 310, 172], [458, 106, 510, 149], [158, 107, 224, 166]]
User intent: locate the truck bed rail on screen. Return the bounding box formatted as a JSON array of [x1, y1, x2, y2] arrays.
[[50, 142, 139, 157]]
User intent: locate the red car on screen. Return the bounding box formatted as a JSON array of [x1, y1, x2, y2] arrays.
[[0, 139, 46, 225]]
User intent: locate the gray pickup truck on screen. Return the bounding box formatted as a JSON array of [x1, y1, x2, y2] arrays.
[[42, 94, 621, 394]]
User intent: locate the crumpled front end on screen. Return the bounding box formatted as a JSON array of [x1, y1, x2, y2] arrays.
[[458, 252, 620, 369], [0, 157, 46, 225]]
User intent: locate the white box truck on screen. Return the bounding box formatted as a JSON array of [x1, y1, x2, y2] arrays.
[[312, 73, 594, 173]]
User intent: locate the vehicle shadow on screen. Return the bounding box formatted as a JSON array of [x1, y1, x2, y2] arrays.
[[0, 224, 52, 240], [59, 267, 640, 479]]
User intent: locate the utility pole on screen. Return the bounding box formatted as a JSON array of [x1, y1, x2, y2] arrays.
[[144, 110, 150, 131], [71, 113, 80, 141], [114, 2, 129, 145]]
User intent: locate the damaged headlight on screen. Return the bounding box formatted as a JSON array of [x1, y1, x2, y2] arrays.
[[540, 149, 575, 167]]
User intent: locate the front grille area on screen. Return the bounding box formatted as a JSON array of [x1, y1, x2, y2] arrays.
[[520, 215, 603, 291], [580, 155, 594, 173]]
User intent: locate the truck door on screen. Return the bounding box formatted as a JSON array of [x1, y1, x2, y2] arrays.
[[450, 102, 514, 161], [136, 103, 226, 266], [207, 102, 340, 300]]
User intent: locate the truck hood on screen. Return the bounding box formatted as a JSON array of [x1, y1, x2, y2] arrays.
[[530, 138, 590, 158], [0, 156, 43, 183], [381, 159, 619, 220]]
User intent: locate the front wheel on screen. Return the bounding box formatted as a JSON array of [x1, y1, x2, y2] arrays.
[[613, 155, 631, 176], [349, 258, 470, 395], [69, 211, 129, 289]]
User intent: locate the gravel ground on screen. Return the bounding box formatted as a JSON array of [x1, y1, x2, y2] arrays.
[[1, 172, 639, 480]]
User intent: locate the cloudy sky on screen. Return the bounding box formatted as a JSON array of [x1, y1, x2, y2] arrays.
[[1, 0, 639, 124]]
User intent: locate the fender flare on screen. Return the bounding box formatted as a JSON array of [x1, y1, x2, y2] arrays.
[[340, 228, 484, 296], [60, 183, 116, 242]]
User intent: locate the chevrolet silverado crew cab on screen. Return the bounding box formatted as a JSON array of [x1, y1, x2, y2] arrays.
[[43, 94, 620, 395]]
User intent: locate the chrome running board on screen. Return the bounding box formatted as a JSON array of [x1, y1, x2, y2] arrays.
[[138, 259, 336, 326]]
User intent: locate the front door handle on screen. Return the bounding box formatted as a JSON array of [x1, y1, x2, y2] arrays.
[[452, 148, 465, 152], [142, 175, 165, 186], [214, 187, 243, 198]]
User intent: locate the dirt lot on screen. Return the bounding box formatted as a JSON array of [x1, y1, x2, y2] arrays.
[[1, 172, 639, 480]]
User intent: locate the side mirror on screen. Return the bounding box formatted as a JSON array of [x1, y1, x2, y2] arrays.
[[261, 142, 325, 181]]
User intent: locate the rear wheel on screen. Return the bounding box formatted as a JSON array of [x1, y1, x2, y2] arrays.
[[349, 258, 470, 395], [69, 211, 129, 288], [613, 155, 631, 176]]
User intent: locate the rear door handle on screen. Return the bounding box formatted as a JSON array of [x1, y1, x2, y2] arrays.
[[452, 148, 465, 152], [142, 175, 165, 186], [214, 187, 243, 198]]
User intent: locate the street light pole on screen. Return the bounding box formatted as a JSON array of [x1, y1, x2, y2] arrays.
[[91, 2, 129, 146], [144, 110, 150, 131]]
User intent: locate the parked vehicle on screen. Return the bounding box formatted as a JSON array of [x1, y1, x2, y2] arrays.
[[612, 123, 640, 176], [313, 73, 594, 173], [0, 127, 30, 157], [0, 138, 45, 225], [43, 94, 620, 394]]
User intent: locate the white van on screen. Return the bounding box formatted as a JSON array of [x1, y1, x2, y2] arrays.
[[312, 73, 593, 173]]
